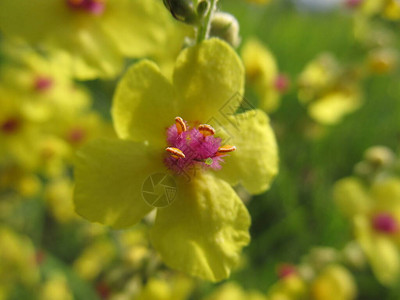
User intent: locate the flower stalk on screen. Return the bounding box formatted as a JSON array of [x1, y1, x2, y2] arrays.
[[196, 0, 217, 44]]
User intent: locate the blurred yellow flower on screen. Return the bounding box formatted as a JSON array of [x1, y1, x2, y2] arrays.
[[138, 276, 193, 300], [310, 265, 357, 300], [334, 176, 400, 285], [0, 226, 40, 299], [298, 54, 362, 125], [45, 177, 77, 223], [73, 237, 116, 280], [40, 274, 73, 300], [0, 0, 185, 79], [241, 38, 287, 113], [246, 0, 272, 4], [205, 282, 267, 300]]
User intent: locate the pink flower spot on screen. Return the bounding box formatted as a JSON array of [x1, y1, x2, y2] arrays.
[[372, 213, 398, 234], [274, 74, 290, 93], [1, 117, 21, 134], [66, 0, 105, 15], [34, 76, 53, 92], [277, 263, 297, 279]]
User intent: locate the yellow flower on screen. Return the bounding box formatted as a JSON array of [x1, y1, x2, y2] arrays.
[[0, 42, 90, 121], [138, 276, 194, 300], [367, 48, 399, 74], [334, 177, 400, 285], [0, 86, 43, 169], [0, 0, 184, 79], [40, 274, 73, 300], [205, 282, 267, 300], [74, 39, 279, 281], [73, 237, 115, 280], [246, 0, 272, 4], [310, 265, 357, 300], [298, 54, 362, 125], [45, 177, 78, 223], [267, 272, 307, 300], [0, 226, 40, 298], [241, 38, 286, 113]]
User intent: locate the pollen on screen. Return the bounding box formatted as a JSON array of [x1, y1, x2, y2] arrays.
[[165, 117, 236, 174], [216, 145, 236, 156], [166, 147, 186, 159], [198, 124, 216, 137], [175, 116, 187, 134]]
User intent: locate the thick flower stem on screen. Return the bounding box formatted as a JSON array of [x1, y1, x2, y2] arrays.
[[196, 0, 217, 44]]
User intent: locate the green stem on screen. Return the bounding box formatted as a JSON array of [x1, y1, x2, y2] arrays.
[[196, 0, 217, 44]]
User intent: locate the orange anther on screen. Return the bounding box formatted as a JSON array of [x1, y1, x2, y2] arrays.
[[175, 117, 187, 134], [198, 124, 215, 137], [216, 145, 236, 156], [166, 147, 185, 159]]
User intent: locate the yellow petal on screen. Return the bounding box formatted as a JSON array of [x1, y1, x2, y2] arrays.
[[333, 177, 373, 218], [309, 89, 362, 125], [174, 38, 245, 122], [150, 172, 250, 282], [215, 110, 279, 194], [101, 0, 172, 57], [74, 138, 166, 229], [112, 60, 177, 145], [354, 215, 400, 286]]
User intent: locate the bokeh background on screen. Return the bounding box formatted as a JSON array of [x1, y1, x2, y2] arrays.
[[1, 0, 400, 299]]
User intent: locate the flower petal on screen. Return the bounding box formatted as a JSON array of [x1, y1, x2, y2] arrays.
[[150, 172, 250, 282], [112, 60, 177, 145], [0, 0, 123, 79], [370, 178, 400, 211], [0, 0, 66, 43], [308, 89, 362, 125], [354, 215, 400, 286], [173, 38, 244, 122], [101, 0, 172, 57], [333, 177, 373, 218], [215, 109, 278, 195], [74, 138, 166, 229]]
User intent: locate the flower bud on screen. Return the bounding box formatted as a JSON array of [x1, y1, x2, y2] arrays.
[[341, 241, 366, 269], [364, 145, 396, 168], [209, 12, 240, 48], [163, 0, 198, 24], [197, 0, 209, 18]]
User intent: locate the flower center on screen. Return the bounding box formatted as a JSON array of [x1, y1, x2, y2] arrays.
[[345, 0, 363, 8], [34, 76, 53, 92], [1, 117, 21, 134], [274, 74, 290, 93], [164, 117, 236, 174], [66, 0, 106, 15], [277, 263, 297, 279], [66, 127, 86, 145], [372, 212, 398, 234]]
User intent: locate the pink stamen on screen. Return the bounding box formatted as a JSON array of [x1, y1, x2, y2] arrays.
[[34, 76, 53, 92], [67, 128, 86, 144], [277, 263, 297, 279], [1, 117, 21, 134], [96, 282, 111, 299], [35, 250, 46, 265], [274, 74, 290, 93], [66, 0, 105, 15], [345, 0, 363, 8], [372, 213, 398, 234], [164, 118, 230, 174]]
